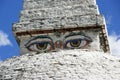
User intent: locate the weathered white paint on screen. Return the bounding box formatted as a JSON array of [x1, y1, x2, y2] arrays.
[[0, 50, 120, 80]]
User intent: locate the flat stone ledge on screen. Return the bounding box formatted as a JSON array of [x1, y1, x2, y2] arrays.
[[13, 15, 105, 32]]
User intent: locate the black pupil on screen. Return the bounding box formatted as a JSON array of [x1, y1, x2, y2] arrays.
[[73, 41, 78, 44], [39, 43, 45, 47], [70, 40, 81, 47], [36, 43, 47, 50]]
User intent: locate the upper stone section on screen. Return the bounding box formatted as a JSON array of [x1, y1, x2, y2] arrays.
[[13, 15, 105, 32], [20, 0, 99, 22], [13, 0, 103, 33], [20, 5, 99, 22], [23, 0, 96, 9]]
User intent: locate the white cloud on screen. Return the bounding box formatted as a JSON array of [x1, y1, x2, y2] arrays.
[[0, 30, 12, 47], [108, 33, 120, 56], [105, 15, 112, 28], [106, 15, 112, 25]]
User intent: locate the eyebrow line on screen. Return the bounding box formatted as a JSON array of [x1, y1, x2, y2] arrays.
[[31, 35, 52, 41], [64, 33, 93, 42], [65, 32, 85, 39], [26, 35, 53, 46]]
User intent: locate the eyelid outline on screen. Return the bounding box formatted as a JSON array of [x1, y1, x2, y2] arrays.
[[25, 36, 54, 49], [26, 41, 52, 48], [65, 39, 81, 44], [26, 38, 53, 47], [64, 35, 92, 42]]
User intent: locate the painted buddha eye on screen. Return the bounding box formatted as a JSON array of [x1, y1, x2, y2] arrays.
[[28, 42, 51, 51], [64, 35, 92, 49], [25, 36, 54, 52]]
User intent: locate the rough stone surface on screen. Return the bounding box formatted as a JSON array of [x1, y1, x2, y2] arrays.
[[13, 0, 102, 32], [23, 0, 96, 9], [20, 5, 99, 21], [12, 0, 110, 54], [13, 15, 105, 32], [0, 50, 120, 80]]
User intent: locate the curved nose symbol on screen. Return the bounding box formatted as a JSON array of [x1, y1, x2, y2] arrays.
[[55, 40, 63, 49]]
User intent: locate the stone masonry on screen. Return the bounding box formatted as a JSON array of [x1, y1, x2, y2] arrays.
[[12, 0, 110, 54], [13, 0, 103, 31], [0, 1, 118, 80], [0, 50, 120, 80]]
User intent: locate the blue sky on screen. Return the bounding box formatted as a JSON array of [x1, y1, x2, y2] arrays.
[[0, 0, 120, 61]]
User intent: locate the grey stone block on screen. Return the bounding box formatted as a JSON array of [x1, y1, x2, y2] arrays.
[[13, 15, 105, 32], [23, 0, 96, 9], [20, 5, 99, 22]]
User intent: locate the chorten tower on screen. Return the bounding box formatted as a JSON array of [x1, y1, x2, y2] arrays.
[[13, 0, 110, 55]]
